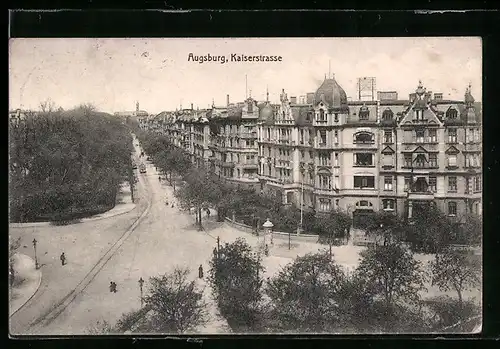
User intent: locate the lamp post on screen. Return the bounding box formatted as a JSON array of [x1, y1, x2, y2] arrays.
[[138, 277, 144, 308], [32, 238, 39, 270]]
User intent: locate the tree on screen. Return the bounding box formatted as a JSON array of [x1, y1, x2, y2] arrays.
[[208, 238, 264, 332], [456, 213, 482, 246], [356, 243, 427, 308], [430, 248, 481, 307], [405, 204, 453, 253], [139, 267, 208, 333], [266, 251, 346, 332], [315, 210, 352, 257], [175, 168, 222, 230]]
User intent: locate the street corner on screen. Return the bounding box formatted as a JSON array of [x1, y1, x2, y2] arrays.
[[9, 253, 42, 317]]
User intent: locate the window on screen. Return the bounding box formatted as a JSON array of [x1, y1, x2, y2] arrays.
[[384, 176, 393, 190], [404, 154, 412, 167], [448, 154, 457, 167], [448, 128, 457, 143], [359, 107, 369, 120], [319, 153, 330, 166], [319, 130, 327, 145], [334, 153, 339, 166], [286, 192, 294, 204], [354, 176, 375, 189], [448, 176, 457, 192], [429, 176, 437, 192], [446, 108, 458, 119], [414, 154, 427, 168], [319, 174, 332, 189], [300, 129, 304, 144], [300, 150, 305, 159], [382, 110, 393, 121], [355, 153, 373, 166], [334, 113, 339, 122], [384, 130, 393, 143], [334, 130, 339, 144], [404, 176, 411, 192], [448, 201, 457, 216], [416, 129, 425, 143], [474, 175, 481, 191], [429, 153, 438, 168], [428, 129, 437, 142], [319, 199, 331, 212], [415, 110, 423, 121], [354, 132, 374, 144], [319, 109, 326, 121], [382, 199, 395, 211]]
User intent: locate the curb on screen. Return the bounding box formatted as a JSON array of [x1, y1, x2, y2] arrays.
[[9, 204, 137, 229], [9, 253, 43, 317]]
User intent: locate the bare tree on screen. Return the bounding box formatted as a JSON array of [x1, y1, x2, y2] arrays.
[[39, 98, 56, 113]]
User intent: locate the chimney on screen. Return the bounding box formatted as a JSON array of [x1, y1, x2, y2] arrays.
[[434, 93, 443, 100], [306, 93, 315, 104], [227, 94, 230, 106], [290, 96, 297, 104], [191, 103, 194, 110]]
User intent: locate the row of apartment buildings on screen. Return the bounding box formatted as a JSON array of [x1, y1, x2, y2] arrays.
[[138, 77, 482, 226]]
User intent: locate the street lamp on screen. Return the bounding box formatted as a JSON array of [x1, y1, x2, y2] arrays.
[[32, 238, 39, 270], [138, 277, 145, 308]]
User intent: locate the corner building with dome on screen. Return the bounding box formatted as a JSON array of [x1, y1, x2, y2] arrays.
[[256, 75, 481, 228]]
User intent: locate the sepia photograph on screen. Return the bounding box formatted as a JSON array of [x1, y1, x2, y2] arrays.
[[9, 37, 482, 335]]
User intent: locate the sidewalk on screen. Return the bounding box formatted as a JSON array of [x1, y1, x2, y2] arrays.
[[10, 253, 42, 317], [9, 182, 137, 228]]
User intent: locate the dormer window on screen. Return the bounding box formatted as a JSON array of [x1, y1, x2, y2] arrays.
[[282, 111, 285, 119], [319, 109, 326, 121], [382, 109, 394, 121], [446, 108, 458, 119], [359, 107, 369, 120]]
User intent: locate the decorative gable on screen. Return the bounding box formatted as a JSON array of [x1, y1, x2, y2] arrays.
[[381, 145, 395, 154], [445, 146, 460, 155], [413, 146, 428, 154]]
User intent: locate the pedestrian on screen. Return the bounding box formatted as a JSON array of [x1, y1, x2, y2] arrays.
[[166, 200, 169, 206], [171, 203, 174, 208], [213, 247, 218, 258], [198, 264, 204, 279], [109, 281, 114, 293], [264, 244, 269, 256], [60, 252, 66, 266], [158, 176, 161, 181], [206, 208, 211, 218]]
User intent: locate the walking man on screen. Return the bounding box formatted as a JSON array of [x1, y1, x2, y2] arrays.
[[60, 252, 66, 266], [198, 264, 204, 279]]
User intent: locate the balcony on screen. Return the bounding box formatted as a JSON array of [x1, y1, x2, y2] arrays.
[[275, 119, 295, 125], [222, 162, 235, 168], [240, 132, 257, 139], [407, 191, 435, 200], [241, 163, 258, 169]]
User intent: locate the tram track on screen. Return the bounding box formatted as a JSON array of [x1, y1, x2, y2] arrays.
[[26, 171, 153, 331]]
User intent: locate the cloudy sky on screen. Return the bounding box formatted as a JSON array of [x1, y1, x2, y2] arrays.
[[9, 37, 481, 114]]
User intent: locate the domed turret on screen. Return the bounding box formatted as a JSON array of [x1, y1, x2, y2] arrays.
[[313, 75, 348, 111], [259, 102, 273, 121]]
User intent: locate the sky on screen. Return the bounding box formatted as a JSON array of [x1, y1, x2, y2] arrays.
[[9, 37, 482, 114]]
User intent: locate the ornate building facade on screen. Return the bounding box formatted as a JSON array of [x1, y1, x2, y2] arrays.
[[140, 76, 482, 224]]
